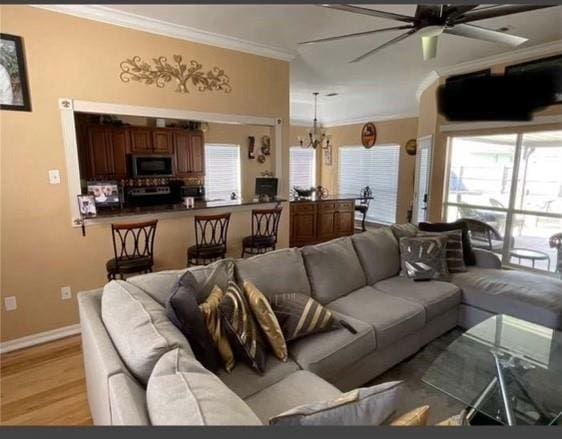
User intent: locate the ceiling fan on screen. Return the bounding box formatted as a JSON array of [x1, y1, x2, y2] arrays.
[[299, 4, 556, 62]]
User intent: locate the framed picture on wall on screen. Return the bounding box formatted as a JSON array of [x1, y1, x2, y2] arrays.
[[0, 34, 31, 111]]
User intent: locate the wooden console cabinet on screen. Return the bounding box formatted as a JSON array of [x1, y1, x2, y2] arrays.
[[290, 198, 356, 247]]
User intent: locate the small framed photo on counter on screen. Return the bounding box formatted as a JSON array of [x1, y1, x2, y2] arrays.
[[77, 194, 97, 218]]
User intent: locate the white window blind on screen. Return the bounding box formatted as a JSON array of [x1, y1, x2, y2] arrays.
[[204, 144, 241, 200], [290, 147, 316, 189], [339, 145, 400, 225]]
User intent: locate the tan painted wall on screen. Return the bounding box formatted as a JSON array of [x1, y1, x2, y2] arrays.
[[0, 6, 290, 342], [418, 55, 562, 222]]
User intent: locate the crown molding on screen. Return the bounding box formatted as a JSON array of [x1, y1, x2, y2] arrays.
[[31, 5, 295, 62], [416, 40, 562, 102], [323, 111, 419, 128]]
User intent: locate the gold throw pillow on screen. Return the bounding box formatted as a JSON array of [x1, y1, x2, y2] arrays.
[[243, 281, 288, 362], [198, 286, 235, 372], [390, 405, 430, 426]]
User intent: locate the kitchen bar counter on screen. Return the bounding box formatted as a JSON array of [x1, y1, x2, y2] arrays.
[[290, 194, 369, 247]]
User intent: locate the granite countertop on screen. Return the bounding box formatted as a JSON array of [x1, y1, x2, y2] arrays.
[[94, 197, 286, 218], [289, 193, 373, 202]]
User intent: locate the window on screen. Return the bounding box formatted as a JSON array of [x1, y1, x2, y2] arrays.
[[204, 144, 241, 200], [339, 145, 400, 225], [444, 130, 562, 273], [290, 147, 316, 189]]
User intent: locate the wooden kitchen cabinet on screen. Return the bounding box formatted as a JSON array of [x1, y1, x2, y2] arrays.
[[129, 128, 153, 154], [152, 130, 174, 154], [86, 126, 130, 179], [173, 130, 205, 177]]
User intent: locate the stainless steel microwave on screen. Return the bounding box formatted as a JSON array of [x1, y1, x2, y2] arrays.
[[131, 155, 174, 177]]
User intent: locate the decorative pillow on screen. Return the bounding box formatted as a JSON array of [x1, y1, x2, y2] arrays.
[[418, 229, 466, 273], [269, 381, 403, 426], [399, 235, 449, 281], [219, 281, 268, 373], [269, 293, 342, 342], [166, 271, 222, 372], [390, 405, 430, 426], [390, 223, 419, 242], [418, 220, 476, 266], [191, 259, 235, 303], [243, 281, 288, 362], [199, 285, 236, 372], [436, 409, 469, 426]]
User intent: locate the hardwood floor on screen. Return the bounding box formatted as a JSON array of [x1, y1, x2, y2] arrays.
[[0, 336, 92, 425]]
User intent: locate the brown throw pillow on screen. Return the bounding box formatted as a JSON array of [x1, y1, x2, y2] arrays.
[[399, 235, 449, 281], [418, 220, 476, 266], [390, 405, 430, 426], [243, 281, 288, 362], [198, 286, 235, 372], [269, 293, 341, 342], [418, 229, 466, 273], [219, 281, 268, 373]]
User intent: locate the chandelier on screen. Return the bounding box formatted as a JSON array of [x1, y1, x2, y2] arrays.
[[298, 92, 331, 149]]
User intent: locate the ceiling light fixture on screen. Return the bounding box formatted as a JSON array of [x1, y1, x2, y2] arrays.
[[298, 92, 331, 149]]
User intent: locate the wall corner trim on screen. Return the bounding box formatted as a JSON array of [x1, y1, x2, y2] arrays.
[[31, 5, 295, 62], [0, 324, 81, 354]]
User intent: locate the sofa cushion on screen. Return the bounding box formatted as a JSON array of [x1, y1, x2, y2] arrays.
[[328, 286, 425, 349], [451, 267, 562, 329], [351, 228, 400, 284], [302, 237, 367, 304], [147, 348, 262, 425], [218, 356, 300, 399], [101, 280, 192, 384], [287, 311, 376, 382], [270, 380, 403, 426], [235, 248, 311, 298], [374, 277, 461, 321], [244, 371, 342, 424], [127, 258, 235, 306]]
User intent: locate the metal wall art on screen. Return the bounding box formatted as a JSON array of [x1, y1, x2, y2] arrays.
[[120, 55, 232, 94]]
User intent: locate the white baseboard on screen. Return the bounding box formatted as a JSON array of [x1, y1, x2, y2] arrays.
[[0, 324, 81, 354]]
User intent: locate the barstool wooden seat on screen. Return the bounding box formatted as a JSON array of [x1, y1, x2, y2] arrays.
[[106, 220, 158, 280], [187, 213, 231, 266], [241, 207, 282, 257]]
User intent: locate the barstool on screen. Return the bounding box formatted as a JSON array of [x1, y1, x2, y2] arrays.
[[106, 220, 158, 280], [241, 207, 282, 257], [355, 186, 372, 232], [187, 213, 231, 266]]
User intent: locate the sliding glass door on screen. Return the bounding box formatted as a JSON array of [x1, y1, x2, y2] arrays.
[[443, 130, 562, 274]]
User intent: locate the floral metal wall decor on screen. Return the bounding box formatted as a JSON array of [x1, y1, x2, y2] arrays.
[[119, 55, 232, 94]]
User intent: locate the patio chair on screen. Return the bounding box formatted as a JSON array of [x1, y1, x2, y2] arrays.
[[549, 232, 562, 274], [462, 218, 510, 253]]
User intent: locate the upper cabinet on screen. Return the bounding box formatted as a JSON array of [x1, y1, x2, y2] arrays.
[[152, 130, 174, 154], [173, 130, 205, 177], [129, 127, 153, 154], [86, 126, 129, 179]]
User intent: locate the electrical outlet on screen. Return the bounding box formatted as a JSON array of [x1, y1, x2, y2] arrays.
[[4, 296, 17, 311], [48, 169, 61, 185], [61, 286, 72, 300]]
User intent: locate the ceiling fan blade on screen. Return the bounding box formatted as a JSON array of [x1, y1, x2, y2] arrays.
[[350, 29, 417, 63], [454, 5, 557, 24], [421, 35, 439, 61], [321, 4, 415, 23], [299, 25, 414, 45], [445, 23, 527, 46], [444, 5, 479, 20]]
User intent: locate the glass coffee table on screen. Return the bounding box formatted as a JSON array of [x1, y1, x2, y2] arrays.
[[422, 315, 562, 425]]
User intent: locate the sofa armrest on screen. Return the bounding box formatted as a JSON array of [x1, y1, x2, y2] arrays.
[[473, 249, 502, 269]]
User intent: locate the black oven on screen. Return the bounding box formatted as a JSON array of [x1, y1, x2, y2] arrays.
[[131, 155, 174, 178]]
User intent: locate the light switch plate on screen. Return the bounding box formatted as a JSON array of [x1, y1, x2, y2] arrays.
[[4, 296, 17, 311], [61, 286, 72, 300], [48, 169, 61, 185]]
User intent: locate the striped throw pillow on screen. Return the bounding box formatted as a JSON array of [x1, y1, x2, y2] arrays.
[[269, 293, 341, 342], [418, 229, 466, 273]]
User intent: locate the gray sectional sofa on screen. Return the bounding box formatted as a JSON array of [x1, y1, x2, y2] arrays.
[[78, 226, 562, 425]]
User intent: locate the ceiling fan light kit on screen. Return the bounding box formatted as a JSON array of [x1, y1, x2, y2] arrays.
[[299, 4, 556, 62]]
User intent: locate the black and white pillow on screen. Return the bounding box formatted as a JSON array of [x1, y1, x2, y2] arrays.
[[399, 235, 449, 281], [418, 229, 466, 273]]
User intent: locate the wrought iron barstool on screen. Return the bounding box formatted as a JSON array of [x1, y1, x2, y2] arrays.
[[106, 220, 158, 280], [187, 213, 231, 266], [355, 186, 372, 232], [241, 207, 283, 257]]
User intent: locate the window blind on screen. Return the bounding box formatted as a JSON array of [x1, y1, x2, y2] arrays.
[[339, 145, 400, 225], [204, 144, 241, 200], [290, 147, 316, 189]]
